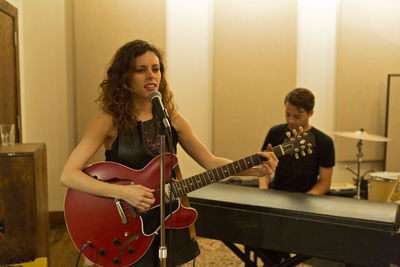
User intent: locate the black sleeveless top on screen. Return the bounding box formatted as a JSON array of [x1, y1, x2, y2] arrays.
[[105, 117, 200, 266], [105, 118, 178, 169]]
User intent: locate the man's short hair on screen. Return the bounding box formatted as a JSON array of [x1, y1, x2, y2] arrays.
[[284, 88, 315, 113]]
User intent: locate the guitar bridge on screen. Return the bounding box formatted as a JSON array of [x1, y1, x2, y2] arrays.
[[115, 199, 128, 224]]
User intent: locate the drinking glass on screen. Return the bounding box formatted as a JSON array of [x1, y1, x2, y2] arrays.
[[0, 124, 15, 146]]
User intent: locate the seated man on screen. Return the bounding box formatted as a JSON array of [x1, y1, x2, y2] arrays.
[[259, 88, 335, 265]]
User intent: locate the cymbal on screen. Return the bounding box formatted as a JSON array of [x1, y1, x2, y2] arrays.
[[334, 129, 391, 142]]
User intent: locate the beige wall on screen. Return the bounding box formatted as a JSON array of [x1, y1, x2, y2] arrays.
[[74, 0, 166, 164], [213, 0, 298, 160], [335, 0, 400, 161], [166, 0, 214, 177], [11, 0, 75, 212], [297, 0, 338, 136]]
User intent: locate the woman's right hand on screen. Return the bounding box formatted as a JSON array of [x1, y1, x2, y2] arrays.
[[122, 185, 156, 210]]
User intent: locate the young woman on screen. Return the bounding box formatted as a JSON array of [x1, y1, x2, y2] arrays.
[[61, 40, 278, 266]]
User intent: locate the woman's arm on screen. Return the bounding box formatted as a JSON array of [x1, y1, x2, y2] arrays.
[[172, 112, 278, 175], [60, 112, 155, 209]]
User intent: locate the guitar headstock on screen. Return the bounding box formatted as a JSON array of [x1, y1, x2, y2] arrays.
[[281, 127, 316, 159]]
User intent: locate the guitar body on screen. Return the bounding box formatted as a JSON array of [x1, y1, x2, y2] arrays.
[[64, 154, 198, 267]]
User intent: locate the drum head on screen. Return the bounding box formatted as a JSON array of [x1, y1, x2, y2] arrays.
[[369, 171, 400, 182]]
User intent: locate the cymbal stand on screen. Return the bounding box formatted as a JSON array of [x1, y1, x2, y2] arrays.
[[355, 139, 364, 200]]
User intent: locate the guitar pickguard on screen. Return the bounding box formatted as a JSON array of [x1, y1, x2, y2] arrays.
[[141, 199, 180, 236]]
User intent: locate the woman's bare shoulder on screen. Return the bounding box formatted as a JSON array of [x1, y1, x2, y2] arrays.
[[86, 112, 117, 147], [87, 112, 116, 136], [95, 111, 114, 122]]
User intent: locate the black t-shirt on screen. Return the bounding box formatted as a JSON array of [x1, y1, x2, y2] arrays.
[[261, 123, 335, 192]]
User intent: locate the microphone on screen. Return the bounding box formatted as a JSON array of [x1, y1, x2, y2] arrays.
[[147, 91, 171, 133]]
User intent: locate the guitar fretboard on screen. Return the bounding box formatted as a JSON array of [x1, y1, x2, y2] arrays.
[[171, 145, 285, 199]]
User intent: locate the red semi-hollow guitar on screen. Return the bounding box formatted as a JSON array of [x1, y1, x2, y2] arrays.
[[64, 129, 315, 267]]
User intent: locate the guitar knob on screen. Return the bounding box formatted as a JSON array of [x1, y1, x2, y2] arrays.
[[113, 238, 121, 245], [128, 247, 135, 254], [286, 131, 291, 138], [113, 257, 121, 264], [307, 148, 313, 154], [292, 129, 297, 135], [301, 150, 306, 157], [299, 126, 303, 132], [99, 248, 106, 255], [295, 153, 299, 159]]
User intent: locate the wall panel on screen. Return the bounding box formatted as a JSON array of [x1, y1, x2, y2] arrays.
[[213, 0, 297, 160], [335, 0, 400, 161], [74, 0, 166, 163]]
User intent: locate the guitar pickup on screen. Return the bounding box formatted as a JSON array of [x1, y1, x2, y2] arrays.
[[127, 180, 137, 218], [129, 204, 137, 218], [164, 183, 174, 202]]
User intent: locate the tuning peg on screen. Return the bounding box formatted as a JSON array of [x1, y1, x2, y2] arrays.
[[307, 143, 313, 154], [301, 150, 306, 157], [292, 129, 297, 135], [294, 148, 300, 159], [286, 131, 291, 138], [299, 126, 303, 132]]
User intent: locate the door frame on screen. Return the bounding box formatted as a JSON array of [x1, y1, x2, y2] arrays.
[[0, 0, 22, 142]]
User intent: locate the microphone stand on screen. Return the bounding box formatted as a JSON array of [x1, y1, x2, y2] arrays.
[[159, 131, 167, 267], [159, 118, 172, 267]]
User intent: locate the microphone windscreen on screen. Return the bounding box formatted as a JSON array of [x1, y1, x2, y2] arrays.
[[147, 90, 161, 102]]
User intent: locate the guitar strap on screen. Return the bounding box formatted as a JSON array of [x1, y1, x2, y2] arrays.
[[166, 131, 197, 240]]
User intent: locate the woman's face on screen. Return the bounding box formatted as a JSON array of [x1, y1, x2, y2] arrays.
[[130, 50, 162, 98]]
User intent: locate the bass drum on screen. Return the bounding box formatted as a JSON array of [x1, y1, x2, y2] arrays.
[[368, 172, 400, 202]]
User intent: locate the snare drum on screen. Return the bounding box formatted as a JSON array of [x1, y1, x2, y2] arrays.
[[368, 172, 400, 202]]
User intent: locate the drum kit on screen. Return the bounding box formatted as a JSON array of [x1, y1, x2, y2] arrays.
[[333, 128, 395, 201]]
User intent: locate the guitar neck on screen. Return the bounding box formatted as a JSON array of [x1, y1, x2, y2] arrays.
[[172, 145, 287, 198]]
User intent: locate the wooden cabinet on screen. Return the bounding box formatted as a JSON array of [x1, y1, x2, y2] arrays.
[[0, 143, 49, 264]]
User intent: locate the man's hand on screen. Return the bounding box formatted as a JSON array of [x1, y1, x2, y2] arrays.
[[257, 144, 278, 176]]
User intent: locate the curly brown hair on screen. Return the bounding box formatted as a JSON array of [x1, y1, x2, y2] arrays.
[[97, 40, 176, 135]]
